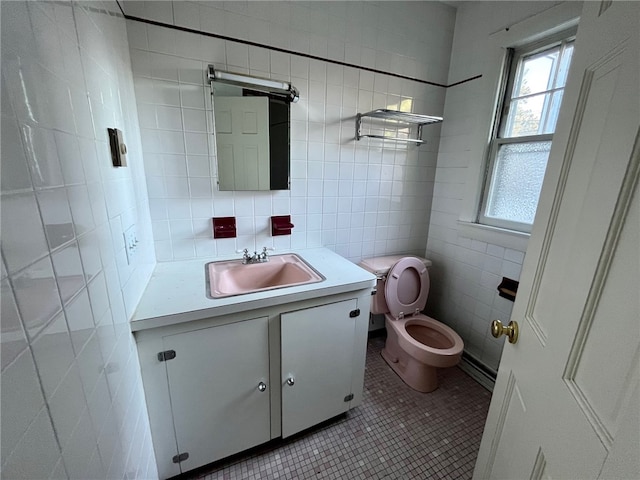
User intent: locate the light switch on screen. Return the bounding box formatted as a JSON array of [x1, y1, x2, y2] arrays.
[[123, 225, 138, 264]]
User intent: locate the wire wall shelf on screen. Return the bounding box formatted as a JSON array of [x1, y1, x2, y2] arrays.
[[355, 109, 443, 144]]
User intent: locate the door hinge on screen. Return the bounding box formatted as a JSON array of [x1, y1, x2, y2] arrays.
[[349, 309, 360, 318], [157, 350, 176, 362], [344, 393, 354, 402], [172, 452, 189, 463]]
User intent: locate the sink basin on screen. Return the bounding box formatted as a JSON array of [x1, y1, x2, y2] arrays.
[[206, 253, 325, 298]]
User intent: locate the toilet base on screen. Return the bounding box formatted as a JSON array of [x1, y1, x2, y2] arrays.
[[381, 343, 439, 393]]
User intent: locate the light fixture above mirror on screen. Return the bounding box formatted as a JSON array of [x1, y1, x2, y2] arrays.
[[207, 65, 299, 103]]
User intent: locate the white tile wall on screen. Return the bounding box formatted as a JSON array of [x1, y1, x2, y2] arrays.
[[126, 1, 456, 263], [1, 2, 157, 478], [425, 2, 572, 373], [122, 1, 456, 85]]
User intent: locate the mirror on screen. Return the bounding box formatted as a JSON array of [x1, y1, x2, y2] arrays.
[[212, 82, 291, 191]]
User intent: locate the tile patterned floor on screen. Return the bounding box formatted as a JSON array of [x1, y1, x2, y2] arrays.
[[189, 336, 492, 480]]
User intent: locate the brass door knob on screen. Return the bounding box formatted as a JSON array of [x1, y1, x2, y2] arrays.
[[491, 320, 519, 344]]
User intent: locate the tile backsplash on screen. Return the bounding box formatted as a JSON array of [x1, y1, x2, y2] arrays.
[[126, 0, 456, 263]]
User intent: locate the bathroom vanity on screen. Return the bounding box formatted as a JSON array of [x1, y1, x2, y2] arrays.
[[131, 248, 375, 479]]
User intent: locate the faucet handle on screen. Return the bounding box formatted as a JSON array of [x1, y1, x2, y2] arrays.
[[236, 248, 252, 262], [260, 246, 275, 260]]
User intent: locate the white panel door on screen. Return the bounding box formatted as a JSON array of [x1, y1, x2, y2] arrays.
[[214, 96, 270, 190], [164, 317, 271, 473], [474, 2, 639, 479], [281, 299, 358, 438]]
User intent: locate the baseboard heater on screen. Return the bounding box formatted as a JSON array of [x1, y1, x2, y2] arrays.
[[459, 351, 497, 392]]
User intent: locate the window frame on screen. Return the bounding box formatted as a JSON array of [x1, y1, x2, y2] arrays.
[[478, 28, 577, 233]]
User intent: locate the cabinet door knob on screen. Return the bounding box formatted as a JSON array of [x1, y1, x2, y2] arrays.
[[258, 382, 267, 392], [286, 377, 295, 386]]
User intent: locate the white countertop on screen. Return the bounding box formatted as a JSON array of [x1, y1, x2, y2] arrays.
[[131, 248, 376, 331]]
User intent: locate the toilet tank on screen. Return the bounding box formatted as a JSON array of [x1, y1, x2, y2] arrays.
[[358, 255, 432, 315]]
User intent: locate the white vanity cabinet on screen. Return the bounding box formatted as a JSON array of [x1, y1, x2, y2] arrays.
[[281, 299, 363, 437], [135, 313, 274, 479], [131, 248, 376, 478], [161, 316, 271, 473], [134, 290, 372, 479]]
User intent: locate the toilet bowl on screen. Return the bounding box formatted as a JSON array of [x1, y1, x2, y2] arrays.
[[359, 255, 464, 392]]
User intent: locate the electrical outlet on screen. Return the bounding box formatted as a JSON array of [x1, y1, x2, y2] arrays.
[[123, 225, 138, 265]]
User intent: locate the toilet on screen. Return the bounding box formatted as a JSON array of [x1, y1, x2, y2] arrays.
[[359, 255, 464, 392]]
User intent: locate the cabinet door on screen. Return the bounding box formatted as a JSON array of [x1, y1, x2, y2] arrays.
[[281, 299, 358, 437], [163, 317, 270, 472]]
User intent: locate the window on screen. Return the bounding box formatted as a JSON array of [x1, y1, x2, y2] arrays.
[[480, 31, 576, 232]]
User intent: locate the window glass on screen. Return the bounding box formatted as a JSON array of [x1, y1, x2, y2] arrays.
[[513, 48, 559, 97], [480, 32, 575, 232], [486, 141, 552, 224], [503, 42, 573, 138]]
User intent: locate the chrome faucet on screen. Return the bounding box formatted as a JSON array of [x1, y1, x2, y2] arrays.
[[238, 248, 256, 264], [238, 247, 274, 264]]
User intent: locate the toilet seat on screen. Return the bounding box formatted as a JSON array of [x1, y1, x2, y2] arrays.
[[384, 257, 430, 319]]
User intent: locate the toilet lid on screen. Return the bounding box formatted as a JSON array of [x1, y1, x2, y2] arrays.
[[385, 257, 430, 319]]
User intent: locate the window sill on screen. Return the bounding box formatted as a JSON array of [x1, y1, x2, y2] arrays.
[[457, 221, 530, 252]]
